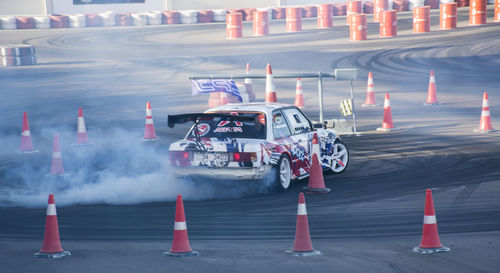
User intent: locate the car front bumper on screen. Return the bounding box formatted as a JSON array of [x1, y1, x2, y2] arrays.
[[170, 165, 273, 180]]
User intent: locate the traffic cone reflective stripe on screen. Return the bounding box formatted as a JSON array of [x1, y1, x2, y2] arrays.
[[286, 193, 321, 256], [164, 195, 199, 257], [377, 93, 399, 131], [424, 70, 439, 105], [244, 62, 252, 84], [77, 107, 89, 144], [294, 77, 305, 108], [362, 72, 377, 107], [303, 133, 331, 193], [50, 133, 65, 175], [265, 63, 278, 103], [19, 112, 38, 153], [414, 189, 450, 253], [474, 92, 495, 133], [34, 194, 71, 258], [143, 102, 158, 141]]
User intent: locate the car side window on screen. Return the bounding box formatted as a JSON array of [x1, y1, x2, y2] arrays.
[[272, 110, 291, 139], [282, 108, 311, 135]]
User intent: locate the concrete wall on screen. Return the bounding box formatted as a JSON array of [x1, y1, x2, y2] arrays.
[[0, 0, 350, 16], [0, 0, 47, 15]]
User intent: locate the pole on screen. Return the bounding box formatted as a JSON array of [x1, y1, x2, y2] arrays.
[[318, 72, 324, 123], [350, 80, 357, 134]]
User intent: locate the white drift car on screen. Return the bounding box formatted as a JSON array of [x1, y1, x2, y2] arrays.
[[168, 103, 349, 191]]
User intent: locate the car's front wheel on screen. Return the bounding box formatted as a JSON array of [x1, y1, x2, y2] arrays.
[[325, 140, 349, 174], [275, 154, 292, 191]]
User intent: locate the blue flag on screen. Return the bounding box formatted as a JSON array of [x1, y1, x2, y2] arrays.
[[191, 79, 242, 102]]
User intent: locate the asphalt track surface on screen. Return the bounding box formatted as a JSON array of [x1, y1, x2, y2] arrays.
[[1, 7, 500, 273]]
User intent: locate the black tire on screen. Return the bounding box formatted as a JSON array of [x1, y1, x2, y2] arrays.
[[274, 154, 292, 192], [324, 140, 349, 175]]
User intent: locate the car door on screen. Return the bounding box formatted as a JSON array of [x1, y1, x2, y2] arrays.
[[282, 108, 313, 177]]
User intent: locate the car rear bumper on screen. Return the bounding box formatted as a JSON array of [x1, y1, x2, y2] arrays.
[[170, 165, 273, 180]]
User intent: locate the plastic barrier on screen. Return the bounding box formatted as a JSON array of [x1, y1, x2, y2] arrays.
[[350, 13, 367, 40], [333, 3, 348, 16], [131, 13, 148, 26], [440, 3, 457, 29], [286, 7, 302, 32], [179, 10, 198, 24], [34, 16, 51, 29], [374, 0, 389, 22], [380, 10, 397, 37], [213, 9, 227, 22], [393, 0, 410, 11], [470, 0, 487, 25], [16, 17, 35, 29], [115, 13, 133, 26], [50, 15, 69, 28], [68, 14, 85, 28], [302, 6, 317, 17], [243, 8, 256, 21], [413, 6, 430, 33], [1, 45, 36, 66], [197, 10, 213, 23], [144, 11, 161, 25], [318, 4, 334, 28], [364, 2, 375, 13], [425, 0, 440, 8], [273, 7, 286, 19], [348, 1, 363, 25], [0, 17, 17, 29], [162, 11, 180, 24], [409, 0, 426, 10], [226, 13, 242, 39], [100, 11, 116, 27], [253, 10, 269, 36], [85, 14, 103, 27], [456, 0, 470, 7]]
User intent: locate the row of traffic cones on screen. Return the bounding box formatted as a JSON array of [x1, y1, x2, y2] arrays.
[[364, 71, 496, 133], [35, 188, 448, 259]]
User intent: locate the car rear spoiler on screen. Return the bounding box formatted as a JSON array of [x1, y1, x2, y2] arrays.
[[167, 113, 257, 128]]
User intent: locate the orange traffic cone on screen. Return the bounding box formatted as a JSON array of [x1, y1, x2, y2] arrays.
[[76, 107, 89, 145], [19, 112, 38, 153], [49, 133, 65, 176], [473, 92, 496, 133], [34, 194, 71, 258], [294, 78, 305, 108], [424, 70, 439, 106], [377, 93, 399, 131], [244, 62, 252, 85], [362, 72, 377, 107], [265, 63, 278, 103], [220, 91, 229, 105], [142, 102, 158, 141], [413, 189, 450, 254], [285, 193, 321, 256], [303, 133, 331, 193], [164, 195, 199, 257]]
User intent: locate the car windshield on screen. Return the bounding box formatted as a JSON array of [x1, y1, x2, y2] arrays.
[[187, 111, 266, 139]]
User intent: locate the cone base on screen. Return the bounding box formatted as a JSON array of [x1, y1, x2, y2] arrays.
[[302, 186, 331, 194], [141, 137, 159, 142], [73, 142, 93, 146], [362, 103, 379, 107], [285, 249, 321, 256], [473, 128, 496, 133], [163, 250, 199, 257], [377, 127, 400, 132], [17, 149, 39, 154], [34, 250, 71, 258], [413, 246, 450, 254], [46, 173, 70, 177], [423, 102, 440, 107]]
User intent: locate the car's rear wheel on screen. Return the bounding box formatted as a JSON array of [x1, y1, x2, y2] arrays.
[[275, 154, 292, 191], [325, 140, 349, 174]]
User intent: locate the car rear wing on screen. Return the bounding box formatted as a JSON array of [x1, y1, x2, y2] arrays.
[[167, 113, 257, 128]]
